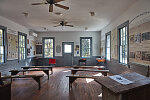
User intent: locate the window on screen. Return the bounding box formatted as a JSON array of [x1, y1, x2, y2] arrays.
[[64, 44, 72, 53], [18, 32, 27, 60], [0, 29, 4, 63], [118, 21, 129, 64], [43, 37, 55, 58], [80, 37, 92, 58], [106, 32, 111, 60], [0, 25, 7, 63]]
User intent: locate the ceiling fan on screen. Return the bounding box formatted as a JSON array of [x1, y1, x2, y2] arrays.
[[32, 0, 69, 12], [53, 21, 74, 27]]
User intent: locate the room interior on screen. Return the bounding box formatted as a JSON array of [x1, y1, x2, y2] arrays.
[[0, 0, 150, 100]]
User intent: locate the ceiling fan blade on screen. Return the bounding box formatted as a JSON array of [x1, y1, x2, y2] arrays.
[[54, 0, 65, 3], [53, 25, 61, 27], [32, 2, 48, 5], [65, 25, 74, 27], [49, 5, 53, 12], [55, 4, 69, 10]]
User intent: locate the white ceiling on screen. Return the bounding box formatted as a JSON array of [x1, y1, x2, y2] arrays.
[[0, 0, 137, 32]]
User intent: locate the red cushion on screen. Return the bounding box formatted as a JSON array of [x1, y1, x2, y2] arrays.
[[49, 59, 56, 64]]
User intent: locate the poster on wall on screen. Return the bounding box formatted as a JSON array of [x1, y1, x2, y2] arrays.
[[129, 52, 135, 59], [142, 32, 150, 41], [134, 33, 141, 43], [75, 45, 79, 54], [142, 51, 150, 61], [56, 45, 61, 53], [135, 51, 142, 60], [111, 28, 118, 59], [130, 35, 134, 44], [7, 33, 18, 60], [129, 20, 150, 65]]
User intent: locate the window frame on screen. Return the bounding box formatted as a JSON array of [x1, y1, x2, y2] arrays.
[[105, 32, 111, 61], [0, 25, 7, 63], [18, 32, 27, 61], [117, 21, 129, 65], [80, 37, 92, 58], [42, 37, 55, 58]]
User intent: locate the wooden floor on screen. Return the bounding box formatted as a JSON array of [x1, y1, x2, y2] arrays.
[[11, 67, 102, 100]]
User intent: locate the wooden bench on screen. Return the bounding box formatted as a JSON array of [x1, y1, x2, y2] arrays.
[[70, 68, 109, 76], [9, 68, 50, 80], [21, 66, 53, 74], [2, 74, 44, 90], [73, 66, 106, 70], [66, 75, 100, 90]]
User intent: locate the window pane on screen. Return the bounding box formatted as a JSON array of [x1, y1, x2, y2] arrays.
[[119, 26, 128, 64], [0, 46, 4, 54], [0, 29, 4, 63], [64, 44, 71, 53], [44, 38, 54, 58], [0, 37, 3, 46], [0, 54, 4, 63], [81, 38, 91, 58], [106, 34, 111, 60], [19, 34, 26, 60], [0, 29, 3, 38]]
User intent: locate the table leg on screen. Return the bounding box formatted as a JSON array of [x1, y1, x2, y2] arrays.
[[43, 70, 49, 80], [32, 77, 41, 90]]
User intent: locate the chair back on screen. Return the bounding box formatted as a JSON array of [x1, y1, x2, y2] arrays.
[[49, 59, 56, 65]]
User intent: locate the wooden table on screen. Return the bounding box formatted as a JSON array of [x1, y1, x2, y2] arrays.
[[0, 82, 11, 100], [70, 68, 109, 76], [2, 74, 44, 90], [21, 66, 53, 74], [95, 72, 150, 100], [73, 66, 106, 70], [9, 68, 50, 80]]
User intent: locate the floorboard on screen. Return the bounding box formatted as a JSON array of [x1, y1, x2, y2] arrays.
[[11, 67, 102, 100]]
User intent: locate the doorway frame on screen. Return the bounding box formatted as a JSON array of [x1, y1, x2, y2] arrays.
[[62, 42, 74, 66]]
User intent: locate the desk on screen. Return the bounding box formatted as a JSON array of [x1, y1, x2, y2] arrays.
[[95, 72, 150, 100]]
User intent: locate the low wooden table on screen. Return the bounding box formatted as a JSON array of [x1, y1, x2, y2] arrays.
[[2, 74, 44, 90], [73, 66, 106, 70], [70, 68, 109, 76], [21, 66, 53, 74], [0, 82, 11, 100], [66, 75, 100, 90], [9, 68, 50, 80], [95, 72, 150, 100]]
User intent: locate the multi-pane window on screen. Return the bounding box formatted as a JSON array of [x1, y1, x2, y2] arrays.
[[19, 33, 26, 60], [119, 26, 128, 64], [43, 37, 54, 58], [106, 33, 111, 60], [0, 29, 4, 63], [80, 37, 92, 58]]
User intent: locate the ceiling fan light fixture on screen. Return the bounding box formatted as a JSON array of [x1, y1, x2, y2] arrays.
[[90, 12, 95, 16], [85, 27, 88, 31], [22, 12, 29, 17]]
